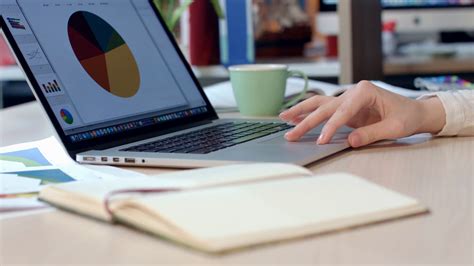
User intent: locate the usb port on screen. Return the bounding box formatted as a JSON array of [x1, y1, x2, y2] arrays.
[[124, 158, 136, 163], [112, 158, 120, 162], [101, 157, 108, 162], [83, 156, 96, 162]]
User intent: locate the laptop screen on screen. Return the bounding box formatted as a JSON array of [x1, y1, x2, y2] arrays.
[[1, 0, 211, 144]]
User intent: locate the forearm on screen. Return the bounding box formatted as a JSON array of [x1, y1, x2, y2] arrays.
[[418, 90, 474, 136]]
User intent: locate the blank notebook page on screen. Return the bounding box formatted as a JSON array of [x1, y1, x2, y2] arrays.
[[133, 173, 423, 245]]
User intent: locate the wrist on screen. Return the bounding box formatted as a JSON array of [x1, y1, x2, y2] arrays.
[[416, 96, 446, 134]]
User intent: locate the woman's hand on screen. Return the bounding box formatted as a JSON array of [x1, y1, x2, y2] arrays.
[[279, 81, 446, 147]]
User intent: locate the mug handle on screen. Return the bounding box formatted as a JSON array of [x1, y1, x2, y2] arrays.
[[282, 70, 309, 109]]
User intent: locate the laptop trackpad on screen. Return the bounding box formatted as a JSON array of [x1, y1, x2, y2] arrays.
[[259, 124, 352, 145], [260, 132, 349, 145]]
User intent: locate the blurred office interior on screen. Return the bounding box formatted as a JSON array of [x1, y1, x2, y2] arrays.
[[1, 0, 473, 108]]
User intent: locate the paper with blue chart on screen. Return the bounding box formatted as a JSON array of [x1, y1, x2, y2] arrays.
[[0, 137, 145, 212]]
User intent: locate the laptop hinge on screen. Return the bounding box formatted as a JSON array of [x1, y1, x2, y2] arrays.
[[70, 119, 215, 155]]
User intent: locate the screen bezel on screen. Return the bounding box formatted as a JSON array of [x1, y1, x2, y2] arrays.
[[319, 1, 474, 12], [0, 0, 219, 157]]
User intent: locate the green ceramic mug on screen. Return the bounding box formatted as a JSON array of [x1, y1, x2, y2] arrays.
[[229, 64, 308, 116]]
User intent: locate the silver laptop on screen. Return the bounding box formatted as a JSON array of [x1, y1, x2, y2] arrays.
[[0, 0, 350, 168]]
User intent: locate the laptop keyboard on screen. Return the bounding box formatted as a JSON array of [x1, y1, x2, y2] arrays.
[[121, 121, 293, 154]]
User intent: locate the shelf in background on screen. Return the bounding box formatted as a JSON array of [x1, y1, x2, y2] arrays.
[[192, 58, 340, 79], [1, 59, 340, 82], [384, 56, 474, 75], [193, 56, 474, 79], [2, 56, 474, 83]]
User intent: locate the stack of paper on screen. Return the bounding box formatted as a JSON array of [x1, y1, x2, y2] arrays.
[[0, 137, 145, 213]]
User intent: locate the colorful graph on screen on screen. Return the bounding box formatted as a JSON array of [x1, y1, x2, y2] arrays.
[[42, 80, 62, 94], [0, 148, 51, 167], [60, 108, 74, 124], [67, 11, 140, 98]]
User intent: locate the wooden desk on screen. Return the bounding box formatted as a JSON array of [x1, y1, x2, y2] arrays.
[[0, 102, 472, 265]]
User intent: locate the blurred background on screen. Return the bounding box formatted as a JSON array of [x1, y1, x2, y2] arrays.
[[1, 0, 473, 108]]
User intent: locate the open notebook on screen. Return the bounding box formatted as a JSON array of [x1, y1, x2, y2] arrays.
[[39, 163, 427, 253]]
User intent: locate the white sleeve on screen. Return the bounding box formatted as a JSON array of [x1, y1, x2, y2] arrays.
[[418, 90, 474, 136]]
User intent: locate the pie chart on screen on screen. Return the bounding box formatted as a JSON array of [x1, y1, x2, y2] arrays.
[[67, 11, 140, 98], [60, 109, 74, 124]]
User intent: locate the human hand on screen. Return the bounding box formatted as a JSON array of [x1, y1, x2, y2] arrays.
[[279, 81, 446, 147]]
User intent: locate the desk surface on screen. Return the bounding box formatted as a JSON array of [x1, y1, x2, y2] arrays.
[[0, 102, 472, 265]]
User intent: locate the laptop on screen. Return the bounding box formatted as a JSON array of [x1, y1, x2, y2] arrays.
[[0, 0, 350, 168]]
